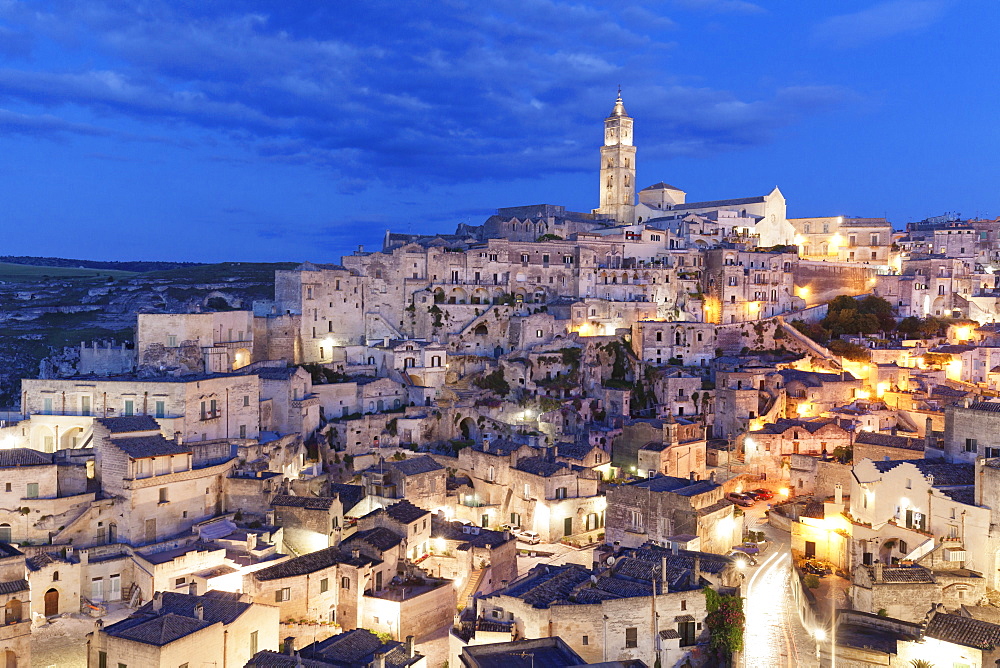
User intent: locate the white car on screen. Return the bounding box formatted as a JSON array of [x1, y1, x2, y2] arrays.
[[514, 530, 541, 545]]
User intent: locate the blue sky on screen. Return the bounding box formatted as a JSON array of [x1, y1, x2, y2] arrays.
[[0, 0, 996, 262]]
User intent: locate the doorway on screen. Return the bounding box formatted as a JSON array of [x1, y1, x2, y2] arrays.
[[44, 588, 58, 616], [805, 541, 816, 559]]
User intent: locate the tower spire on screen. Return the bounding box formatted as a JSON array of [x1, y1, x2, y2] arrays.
[[594, 89, 636, 224]]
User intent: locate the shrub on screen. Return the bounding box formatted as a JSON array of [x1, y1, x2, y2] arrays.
[[804, 574, 821, 589]]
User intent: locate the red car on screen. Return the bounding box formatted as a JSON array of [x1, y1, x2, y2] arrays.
[[749, 488, 774, 501]]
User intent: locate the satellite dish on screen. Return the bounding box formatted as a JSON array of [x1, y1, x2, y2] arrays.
[[606, 556, 616, 566]]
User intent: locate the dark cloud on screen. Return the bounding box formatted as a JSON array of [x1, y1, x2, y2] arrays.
[[0, 0, 854, 186]]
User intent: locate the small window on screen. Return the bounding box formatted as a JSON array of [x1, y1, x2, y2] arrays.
[[320, 578, 329, 593], [625, 627, 638, 648], [26, 483, 38, 499], [341, 577, 350, 589], [275, 587, 291, 602], [582, 635, 589, 646]]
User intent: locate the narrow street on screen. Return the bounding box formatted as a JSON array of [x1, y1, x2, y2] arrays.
[[741, 499, 818, 668]]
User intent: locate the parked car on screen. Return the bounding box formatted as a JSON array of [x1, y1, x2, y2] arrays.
[[802, 560, 831, 576], [748, 488, 774, 501], [726, 492, 755, 508], [514, 529, 541, 544], [728, 550, 758, 567], [499, 523, 520, 533], [736, 541, 761, 555]]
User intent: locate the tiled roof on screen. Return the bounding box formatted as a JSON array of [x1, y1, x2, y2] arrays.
[[968, 401, 1000, 413], [629, 476, 719, 497], [752, 419, 842, 436], [863, 565, 935, 584], [102, 612, 213, 646], [342, 527, 402, 553], [670, 195, 766, 210], [245, 651, 333, 667], [0, 543, 23, 559], [925, 611, 1000, 649], [113, 434, 192, 459], [328, 483, 365, 511], [641, 182, 684, 192], [386, 455, 444, 476], [307, 628, 417, 668], [514, 457, 570, 477], [854, 431, 924, 451], [459, 638, 583, 668], [271, 494, 336, 511], [0, 579, 29, 595], [0, 448, 53, 467], [97, 415, 161, 433], [871, 459, 975, 486], [779, 369, 855, 386], [931, 345, 976, 355], [431, 517, 511, 548], [252, 546, 377, 581], [26, 552, 61, 571], [553, 443, 597, 461], [132, 591, 250, 625], [383, 500, 429, 524], [474, 439, 527, 456]]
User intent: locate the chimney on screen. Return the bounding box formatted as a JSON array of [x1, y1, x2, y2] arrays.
[[874, 561, 884, 583], [482, 437, 490, 453], [672, 542, 679, 556], [709, 471, 716, 484], [691, 557, 701, 586], [689, 471, 695, 482], [834, 483, 843, 506], [194, 602, 204, 621], [661, 556, 668, 586], [152, 592, 163, 613], [283, 636, 296, 655], [352, 549, 360, 560], [373, 651, 386, 668], [94, 619, 104, 631], [188, 582, 198, 596], [406, 635, 416, 658], [176, 433, 183, 446]]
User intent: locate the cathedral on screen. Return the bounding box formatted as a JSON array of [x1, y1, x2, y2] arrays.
[[592, 90, 795, 247]]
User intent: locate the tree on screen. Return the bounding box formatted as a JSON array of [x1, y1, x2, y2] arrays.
[[703, 586, 744, 663]]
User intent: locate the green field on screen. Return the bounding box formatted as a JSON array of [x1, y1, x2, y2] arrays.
[[0, 262, 136, 280]]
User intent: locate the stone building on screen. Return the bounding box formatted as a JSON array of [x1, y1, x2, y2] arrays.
[[87, 590, 278, 668], [20, 371, 261, 451], [456, 440, 605, 542], [851, 562, 986, 623], [137, 311, 256, 374], [942, 399, 1000, 465], [477, 544, 741, 667], [248, 628, 426, 668], [360, 455, 447, 512], [745, 419, 850, 480], [0, 543, 30, 668], [789, 216, 893, 265], [271, 494, 350, 555], [244, 545, 381, 628], [604, 475, 741, 554], [59, 416, 235, 547], [425, 516, 517, 595], [612, 418, 707, 480]]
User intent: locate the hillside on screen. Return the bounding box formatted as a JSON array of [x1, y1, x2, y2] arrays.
[[0, 261, 299, 406], [0, 255, 202, 273]]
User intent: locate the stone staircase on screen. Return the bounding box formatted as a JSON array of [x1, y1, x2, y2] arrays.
[[457, 568, 486, 610]]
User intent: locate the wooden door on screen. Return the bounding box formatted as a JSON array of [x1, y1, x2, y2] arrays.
[[44, 588, 58, 616]]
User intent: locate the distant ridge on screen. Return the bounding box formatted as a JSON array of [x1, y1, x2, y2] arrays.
[[0, 256, 203, 273]]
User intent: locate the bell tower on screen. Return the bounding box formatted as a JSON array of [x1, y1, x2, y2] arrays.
[[596, 88, 636, 224]]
